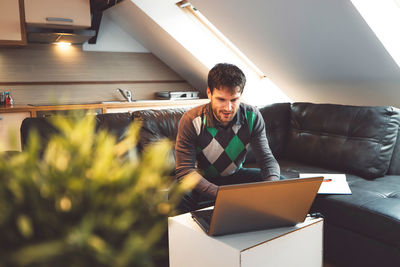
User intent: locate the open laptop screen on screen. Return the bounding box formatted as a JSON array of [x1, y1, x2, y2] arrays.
[[192, 177, 323, 236]]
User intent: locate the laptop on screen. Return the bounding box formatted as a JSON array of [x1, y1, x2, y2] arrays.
[[191, 176, 323, 236]]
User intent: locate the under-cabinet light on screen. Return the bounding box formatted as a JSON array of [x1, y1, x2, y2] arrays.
[[54, 42, 72, 47]]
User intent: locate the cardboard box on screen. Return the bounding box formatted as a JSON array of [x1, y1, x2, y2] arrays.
[[168, 212, 323, 267]]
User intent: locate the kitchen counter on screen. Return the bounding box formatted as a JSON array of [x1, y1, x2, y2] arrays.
[[0, 99, 209, 117]]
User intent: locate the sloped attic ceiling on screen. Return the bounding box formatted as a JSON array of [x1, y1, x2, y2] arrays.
[[190, 0, 400, 106], [105, 0, 209, 93], [108, 0, 400, 106], [105, 0, 291, 105]]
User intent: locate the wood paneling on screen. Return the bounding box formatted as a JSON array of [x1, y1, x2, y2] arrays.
[[0, 44, 198, 105], [7, 82, 196, 105], [0, 44, 184, 81]]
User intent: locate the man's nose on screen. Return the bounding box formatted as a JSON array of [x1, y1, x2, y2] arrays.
[[225, 101, 232, 111]]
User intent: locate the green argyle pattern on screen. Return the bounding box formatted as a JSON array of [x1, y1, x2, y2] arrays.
[[193, 111, 256, 178]]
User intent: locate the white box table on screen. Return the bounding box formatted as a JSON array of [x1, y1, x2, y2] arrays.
[[169, 212, 323, 267]]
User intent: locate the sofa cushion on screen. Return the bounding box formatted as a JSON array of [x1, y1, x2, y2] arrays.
[[285, 103, 400, 179], [313, 174, 400, 249], [279, 159, 400, 249]]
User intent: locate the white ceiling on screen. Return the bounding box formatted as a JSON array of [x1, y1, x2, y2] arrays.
[[190, 0, 400, 106]]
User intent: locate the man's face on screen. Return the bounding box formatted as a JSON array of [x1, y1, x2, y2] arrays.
[[207, 86, 242, 126]]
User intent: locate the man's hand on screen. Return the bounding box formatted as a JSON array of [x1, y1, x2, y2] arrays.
[[192, 172, 219, 199], [264, 175, 279, 182]]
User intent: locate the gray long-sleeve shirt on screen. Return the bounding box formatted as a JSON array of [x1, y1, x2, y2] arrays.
[[175, 103, 280, 197]]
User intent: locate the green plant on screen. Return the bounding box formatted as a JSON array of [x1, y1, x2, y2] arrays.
[[0, 113, 197, 267]]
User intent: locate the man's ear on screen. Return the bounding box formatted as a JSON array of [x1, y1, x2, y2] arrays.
[[206, 88, 212, 100]]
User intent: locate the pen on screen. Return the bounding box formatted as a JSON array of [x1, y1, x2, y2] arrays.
[[323, 178, 332, 182]]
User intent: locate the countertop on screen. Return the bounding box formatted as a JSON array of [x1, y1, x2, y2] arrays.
[[0, 99, 209, 116]]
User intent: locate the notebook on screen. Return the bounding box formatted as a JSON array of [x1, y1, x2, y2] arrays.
[[191, 176, 323, 236], [299, 173, 352, 194]]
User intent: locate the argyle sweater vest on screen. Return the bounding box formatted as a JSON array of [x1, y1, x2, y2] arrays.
[[193, 110, 256, 178]]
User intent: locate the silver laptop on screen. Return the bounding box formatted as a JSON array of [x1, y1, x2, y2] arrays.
[[191, 176, 323, 236]]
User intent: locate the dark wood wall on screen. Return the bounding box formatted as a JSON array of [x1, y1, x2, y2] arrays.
[[0, 44, 195, 105]]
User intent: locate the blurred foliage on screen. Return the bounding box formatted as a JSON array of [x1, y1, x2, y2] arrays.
[[0, 112, 197, 267]]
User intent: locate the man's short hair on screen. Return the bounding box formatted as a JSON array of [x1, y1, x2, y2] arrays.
[[207, 63, 246, 94]]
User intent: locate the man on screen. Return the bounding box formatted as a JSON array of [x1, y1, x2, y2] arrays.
[[175, 63, 280, 212]]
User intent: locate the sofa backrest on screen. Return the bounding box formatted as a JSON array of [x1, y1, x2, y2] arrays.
[[132, 108, 188, 152], [20, 117, 59, 151], [20, 109, 187, 155], [21, 103, 400, 179], [132, 108, 188, 174], [95, 113, 134, 141], [258, 102, 291, 159], [20, 113, 134, 153], [285, 103, 400, 179]]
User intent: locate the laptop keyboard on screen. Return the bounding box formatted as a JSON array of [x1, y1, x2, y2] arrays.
[[203, 210, 213, 224], [193, 209, 213, 225]]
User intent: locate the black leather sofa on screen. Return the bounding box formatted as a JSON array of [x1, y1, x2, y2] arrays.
[[258, 103, 400, 267], [20, 102, 400, 267]]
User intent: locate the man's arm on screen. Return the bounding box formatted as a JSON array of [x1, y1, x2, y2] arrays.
[[249, 108, 280, 180], [175, 112, 219, 198]]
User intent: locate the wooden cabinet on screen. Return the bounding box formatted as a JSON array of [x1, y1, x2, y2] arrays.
[[24, 0, 91, 29], [0, 0, 27, 46], [0, 112, 30, 151]]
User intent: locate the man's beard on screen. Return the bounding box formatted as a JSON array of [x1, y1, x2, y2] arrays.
[[214, 109, 234, 124]]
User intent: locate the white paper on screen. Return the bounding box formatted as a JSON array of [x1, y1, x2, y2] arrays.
[[299, 173, 352, 194]]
